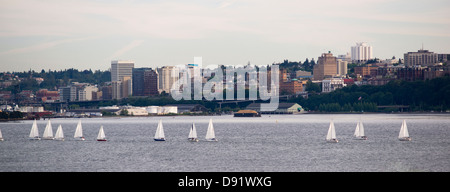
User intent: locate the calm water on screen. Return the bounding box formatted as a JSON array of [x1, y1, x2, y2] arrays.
[[0, 114, 449, 172]]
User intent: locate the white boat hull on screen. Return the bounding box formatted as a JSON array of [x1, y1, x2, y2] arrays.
[[206, 138, 218, 142], [188, 138, 199, 142], [326, 139, 339, 143], [354, 136, 368, 140], [29, 137, 41, 140], [75, 137, 85, 141], [399, 137, 411, 141]]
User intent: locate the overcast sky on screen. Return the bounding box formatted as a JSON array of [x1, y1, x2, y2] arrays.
[[0, 0, 449, 72]]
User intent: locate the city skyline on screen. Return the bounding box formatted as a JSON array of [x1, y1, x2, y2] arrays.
[[0, 0, 449, 72]]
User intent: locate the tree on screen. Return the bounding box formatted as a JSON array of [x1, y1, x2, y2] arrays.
[[310, 58, 316, 66], [305, 80, 321, 93], [120, 109, 129, 116]]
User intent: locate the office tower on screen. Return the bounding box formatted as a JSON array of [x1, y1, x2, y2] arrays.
[[313, 52, 338, 80], [111, 60, 134, 98], [101, 85, 112, 100], [351, 42, 373, 63], [111, 60, 134, 82], [111, 81, 122, 100], [158, 66, 180, 94], [121, 76, 132, 98], [404, 49, 438, 67], [133, 68, 159, 96], [337, 59, 348, 76]]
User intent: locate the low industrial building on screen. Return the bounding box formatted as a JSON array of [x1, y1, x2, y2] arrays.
[[246, 103, 304, 114]]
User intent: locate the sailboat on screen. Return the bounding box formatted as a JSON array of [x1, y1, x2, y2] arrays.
[[398, 120, 411, 141], [154, 120, 165, 141], [96, 126, 107, 141], [354, 121, 367, 140], [42, 120, 54, 140], [326, 120, 338, 143], [188, 123, 199, 142], [54, 125, 64, 141], [0, 128, 4, 141], [205, 119, 217, 142], [74, 120, 85, 141], [29, 119, 41, 140]]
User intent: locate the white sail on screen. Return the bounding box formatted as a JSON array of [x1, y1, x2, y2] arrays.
[[354, 122, 360, 137], [326, 120, 336, 140], [359, 122, 365, 137], [154, 120, 165, 140], [43, 120, 54, 139], [29, 119, 40, 139], [0, 128, 3, 141], [97, 126, 106, 140], [205, 119, 216, 141], [55, 125, 64, 140], [354, 121, 365, 137], [188, 123, 198, 139], [74, 120, 83, 138], [399, 120, 409, 138]]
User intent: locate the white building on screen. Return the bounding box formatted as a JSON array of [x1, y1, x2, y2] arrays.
[[78, 85, 98, 101], [145, 106, 178, 115], [125, 107, 149, 116], [351, 42, 373, 63], [17, 106, 44, 113], [146, 106, 159, 114], [322, 78, 347, 93], [111, 60, 134, 82], [161, 106, 178, 114], [158, 66, 180, 94], [111, 60, 134, 97]]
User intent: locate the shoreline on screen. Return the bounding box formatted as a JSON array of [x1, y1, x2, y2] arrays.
[[3, 111, 450, 122]]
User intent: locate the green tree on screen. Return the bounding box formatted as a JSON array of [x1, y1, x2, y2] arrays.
[[305, 80, 321, 93], [120, 109, 129, 116]]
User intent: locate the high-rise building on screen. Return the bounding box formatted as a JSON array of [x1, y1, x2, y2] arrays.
[[111, 81, 122, 100], [133, 68, 159, 96], [158, 66, 179, 94], [313, 52, 337, 80], [121, 76, 132, 98], [101, 85, 112, 100], [351, 42, 373, 63], [111, 60, 134, 98], [111, 60, 134, 82], [336, 59, 348, 77], [404, 49, 438, 67]]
